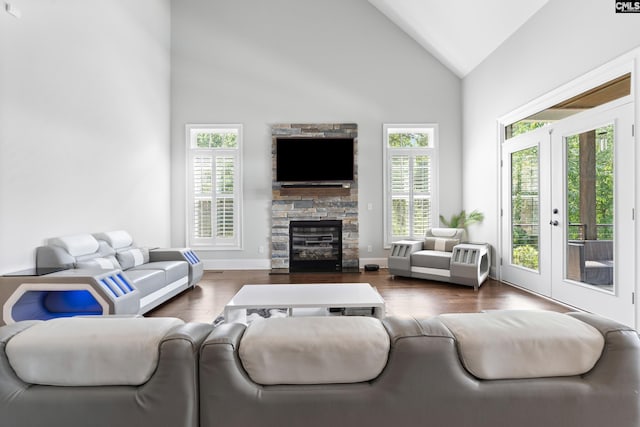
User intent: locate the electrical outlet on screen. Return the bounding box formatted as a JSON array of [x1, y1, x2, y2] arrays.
[[367, 245, 373, 253], [259, 246, 265, 254]]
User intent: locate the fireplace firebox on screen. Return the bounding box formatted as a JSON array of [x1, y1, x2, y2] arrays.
[[289, 220, 342, 272]]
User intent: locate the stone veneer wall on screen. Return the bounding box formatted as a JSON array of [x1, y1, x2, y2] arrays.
[[271, 123, 359, 271]]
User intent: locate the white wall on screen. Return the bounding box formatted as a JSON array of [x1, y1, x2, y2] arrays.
[[462, 0, 640, 269], [0, 0, 172, 273], [171, 0, 462, 268]]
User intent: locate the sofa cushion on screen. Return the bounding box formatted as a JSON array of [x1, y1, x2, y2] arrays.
[[94, 230, 134, 250], [411, 250, 452, 269], [438, 310, 605, 380], [239, 316, 390, 385], [117, 247, 150, 269], [130, 261, 188, 284], [125, 269, 166, 296], [5, 317, 184, 386], [75, 256, 122, 270], [49, 234, 99, 257], [424, 237, 459, 252]]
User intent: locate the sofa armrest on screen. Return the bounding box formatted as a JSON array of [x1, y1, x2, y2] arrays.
[[0, 321, 40, 346], [388, 240, 424, 276], [150, 248, 204, 286], [149, 248, 198, 263], [568, 312, 636, 337], [35, 245, 75, 269]]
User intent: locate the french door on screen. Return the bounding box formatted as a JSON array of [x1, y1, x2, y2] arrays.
[[501, 101, 635, 327], [501, 127, 552, 296]]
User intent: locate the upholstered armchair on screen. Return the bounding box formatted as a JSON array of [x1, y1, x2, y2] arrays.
[[388, 228, 490, 290]]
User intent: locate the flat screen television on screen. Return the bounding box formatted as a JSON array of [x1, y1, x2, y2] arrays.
[[276, 137, 354, 183]]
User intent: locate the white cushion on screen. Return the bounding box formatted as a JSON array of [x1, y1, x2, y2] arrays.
[[6, 317, 183, 386], [49, 234, 99, 257], [438, 310, 604, 380], [116, 247, 150, 269], [239, 316, 390, 385], [94, 230, 134, 250]]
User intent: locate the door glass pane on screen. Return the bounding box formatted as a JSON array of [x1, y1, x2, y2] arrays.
[[565, 125, 614, 292], [511, 146, 540, 270]]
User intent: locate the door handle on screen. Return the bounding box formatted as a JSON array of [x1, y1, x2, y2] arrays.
[[549, 220, 559, 226]]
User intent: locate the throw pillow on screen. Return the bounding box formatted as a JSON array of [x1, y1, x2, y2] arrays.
[[116, 248, 150, 270], [424, 237, 459, 252], [75, 256, 122, 270]]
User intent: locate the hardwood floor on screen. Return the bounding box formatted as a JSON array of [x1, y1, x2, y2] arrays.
[[147, 269, 571, 323]]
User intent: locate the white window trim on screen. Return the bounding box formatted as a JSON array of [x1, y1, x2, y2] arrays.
[[185, 123, 243, 250], [383, 123, 439, 248]]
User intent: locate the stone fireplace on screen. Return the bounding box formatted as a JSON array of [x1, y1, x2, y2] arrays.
[[271, 123, 359, 272]]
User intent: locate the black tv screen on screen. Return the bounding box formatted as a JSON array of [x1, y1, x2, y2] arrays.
[[276, 138, 354, 182]]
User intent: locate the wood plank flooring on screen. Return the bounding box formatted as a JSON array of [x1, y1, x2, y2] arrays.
[[147, 269, 571, 323]]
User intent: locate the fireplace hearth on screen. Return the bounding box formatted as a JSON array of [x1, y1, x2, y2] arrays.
[[289, 220, 342, 272]]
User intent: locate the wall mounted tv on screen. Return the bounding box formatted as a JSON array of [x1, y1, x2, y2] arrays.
[[276, 137, 355, 183]]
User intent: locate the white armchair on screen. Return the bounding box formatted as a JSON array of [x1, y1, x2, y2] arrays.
[[388, 228, 490, 290]]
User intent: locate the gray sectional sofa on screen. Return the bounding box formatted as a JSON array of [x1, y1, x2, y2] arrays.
[[0, 311, 638, 427], [0, 317, 212, 427]]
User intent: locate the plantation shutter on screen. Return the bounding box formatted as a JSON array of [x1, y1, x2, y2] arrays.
[[412, 155, 431, 237], [187, 125, 242, 249], [390, 155, 410, 237], [384, 125, 438, 246], [193, 155, 213, 238]]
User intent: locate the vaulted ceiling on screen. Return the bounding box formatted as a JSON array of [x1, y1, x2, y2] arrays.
[[368, 0, 550, 78]]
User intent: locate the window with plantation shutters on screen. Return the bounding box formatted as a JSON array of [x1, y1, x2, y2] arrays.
[[383, 124, 438, 247], [186, 124, 242, 249]]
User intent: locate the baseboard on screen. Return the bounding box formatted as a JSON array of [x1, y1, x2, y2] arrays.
[[203, 259, 271, 271], [202, 258, 389, 271]]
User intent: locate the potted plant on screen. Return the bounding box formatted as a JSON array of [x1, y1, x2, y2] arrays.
[[439, 209, 484, 230]]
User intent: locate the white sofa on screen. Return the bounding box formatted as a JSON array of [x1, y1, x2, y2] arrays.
[[388, 228, 491, 290], [34, 230, 203, 314]]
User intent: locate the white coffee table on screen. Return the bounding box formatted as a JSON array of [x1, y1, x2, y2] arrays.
[[224, 283, 385, 323]]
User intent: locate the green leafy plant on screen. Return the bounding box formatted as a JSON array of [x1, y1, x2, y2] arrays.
[[439, 210, 484, 230]]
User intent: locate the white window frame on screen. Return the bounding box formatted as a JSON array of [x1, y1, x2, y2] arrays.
[[186, 124, 243, 250], [383, 123, 439, 247]]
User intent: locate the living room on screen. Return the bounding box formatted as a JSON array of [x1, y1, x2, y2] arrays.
[[0, 0, 640, 326], [2, 0, 640, 321], [2, 1, 640, 425]]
